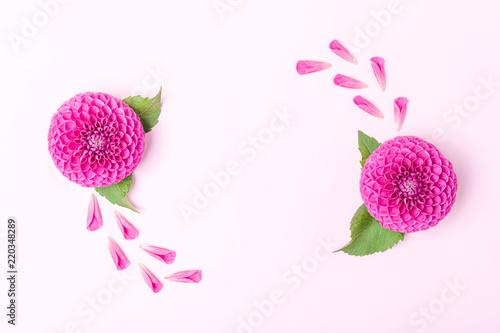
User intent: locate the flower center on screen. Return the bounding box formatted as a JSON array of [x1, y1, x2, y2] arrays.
[[394, 171, 431, 200], [87, 133, 106, 150], [81, 127, 114, 156], [398, 177, 419, 197]]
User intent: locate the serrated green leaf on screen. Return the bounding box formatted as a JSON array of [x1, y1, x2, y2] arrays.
[[95, 174, 139, 213], [334, 204, 404, 256], [358, 130, 381, 169], [123, 87, 162, 133]]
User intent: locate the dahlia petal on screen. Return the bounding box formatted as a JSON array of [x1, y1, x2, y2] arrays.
[[334, 74, 367, 89], [87, 193, 103, 231], [165, 270, 202, 283], [138, 263, 163, 293], [353, 96, 384, 119], [296, 60, 332, 75], [370, 57, 386, 91], [107, 236, 130, 270], [394, 97, 409, 131], [329, 39, 357, 64], [114, 211, 139, 240], [139, 244, 176, 264]]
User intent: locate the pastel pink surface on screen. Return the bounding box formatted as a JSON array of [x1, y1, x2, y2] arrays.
[[4, 1, 500, 332], [360, 136, 458, 233], [47, 92, 145, 188]]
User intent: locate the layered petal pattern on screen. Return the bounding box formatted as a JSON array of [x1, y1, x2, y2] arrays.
[[114, 211, 139, 240], [139, 245, 176, 264], [296, 60, 332, 75], [138, 263, 163, 293], [165, 270, 202, 283], [87, 193, 103, 231], [48, 92, 145, 188], [107, 236, 130, 270], [360, 136, 458, 233]]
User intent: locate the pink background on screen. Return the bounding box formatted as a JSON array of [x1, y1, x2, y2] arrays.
[[1, 0, 499, 332]]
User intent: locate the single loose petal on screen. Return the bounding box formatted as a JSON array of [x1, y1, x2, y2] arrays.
[[87, 193, 103, 231], [165, 270, 202, 283], [329, 40, 357, 64], [334, 74, 367, 89], [114, 211, 139, 240], [394, 97, 409, 131], [139, 244, 176, 264], [296, 60, 332, 75], [108, 236, 130, 270], [353, 96, 384, 119], [370, 57, 386, 91], [138, 263, 163, 293]]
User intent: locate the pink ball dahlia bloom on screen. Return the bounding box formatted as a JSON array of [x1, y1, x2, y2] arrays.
[[48, 92, 145, 188], [360, 136, 457, 233]]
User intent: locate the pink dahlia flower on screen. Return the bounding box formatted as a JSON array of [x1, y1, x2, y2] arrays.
[[360, 136, 457, 233], [48, 92, 145, 187]]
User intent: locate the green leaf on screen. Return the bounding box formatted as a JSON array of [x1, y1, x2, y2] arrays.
[[334, 204, 404, 256], [95, 174, 139, 213], [358, 130, 381, 169], [123, 87, 162, 133]]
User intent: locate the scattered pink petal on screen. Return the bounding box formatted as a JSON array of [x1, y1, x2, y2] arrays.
[[139, 244, 176, 264], [107, 236, 130, 270], [87, 193, 103, 231], [334, 74, 367, 89], [138, 263, 163, 293], [394, 97, 409, 131], [165, 270, 202, 283], [353, 96, 384, 119], [329, 39, 357, 64], [371, 57, 386, 91], [296, 60, 332, 75], [114, 211, 139, 240]]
